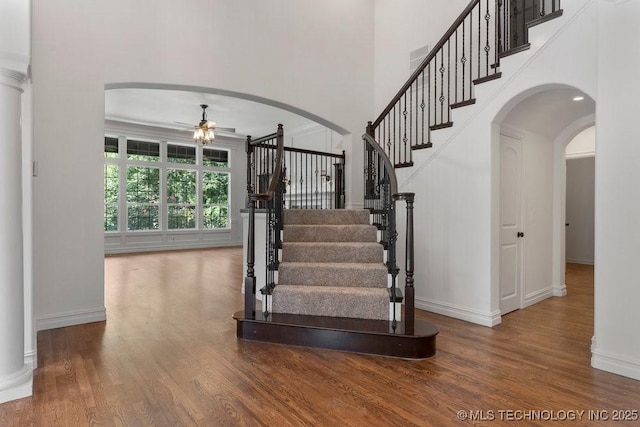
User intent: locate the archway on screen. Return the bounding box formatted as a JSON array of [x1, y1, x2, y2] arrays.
[[492, 85, 595, 316]]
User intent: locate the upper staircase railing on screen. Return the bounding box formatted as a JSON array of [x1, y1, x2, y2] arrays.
[[247, 140, 345, 210], [244, 124, 285, 319], [368, 0, 561, 167], [364, 133, 415, 332]]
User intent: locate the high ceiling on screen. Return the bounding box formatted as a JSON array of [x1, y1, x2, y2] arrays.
[[105, 88, 319, 139]]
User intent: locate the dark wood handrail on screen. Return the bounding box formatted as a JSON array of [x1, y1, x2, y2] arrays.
[[251, 142, 346, 159], [372, 0, 480, 129], [250, 132, 279, 145], [249, 124, 284, 201], [363, 133, 398, 196]]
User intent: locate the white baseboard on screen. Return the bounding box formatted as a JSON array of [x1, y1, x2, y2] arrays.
[[36, 307, 106, 331], [553, 284, 567, 297], [592, 347, 640, 381], [24, 350, 37, 370], [523, 287, 554, 307], [105, 240, 242, 255], [415, 297, 501, 327], [0, 364, 32, 404]]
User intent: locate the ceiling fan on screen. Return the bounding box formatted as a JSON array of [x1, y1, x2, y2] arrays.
[[174, 104, 238, 143]]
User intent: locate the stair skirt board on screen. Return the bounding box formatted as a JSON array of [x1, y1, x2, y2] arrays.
[[234, 311, 438, 359]]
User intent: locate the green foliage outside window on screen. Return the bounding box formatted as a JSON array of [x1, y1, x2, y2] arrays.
[[167, 169, 196, 229], [127, 166, 160, 230], [203, 172, 229, 228], [104, 164, 118, 231]]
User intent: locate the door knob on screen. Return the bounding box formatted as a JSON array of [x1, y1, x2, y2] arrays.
[[517, 232, 524, 238]]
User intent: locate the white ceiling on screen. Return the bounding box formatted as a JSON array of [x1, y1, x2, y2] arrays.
[[105, 88, 318, 138], [502, 88, 595, 140]]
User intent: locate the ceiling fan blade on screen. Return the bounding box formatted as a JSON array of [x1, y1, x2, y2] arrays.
[[216, 126, 236, 133]]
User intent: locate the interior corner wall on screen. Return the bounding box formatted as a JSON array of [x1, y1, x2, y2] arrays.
[[592, 0, 640, 380], [31, 0, 375, 328]]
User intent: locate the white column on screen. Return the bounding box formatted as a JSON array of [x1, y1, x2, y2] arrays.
[[0, 69, 32, 403]]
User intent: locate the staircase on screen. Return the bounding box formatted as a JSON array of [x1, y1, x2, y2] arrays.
[[235, 0, 564, 359], [273, 209, 389, 320]]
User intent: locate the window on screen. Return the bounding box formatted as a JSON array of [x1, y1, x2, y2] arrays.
[[167, 169, 196, 229], [104, 134, 231, 234], [168, 144, 196, 165], [127, 139, 160, 162], [104, 137, 119, 159], [104, 164, 119, 231], [126, 166, 160, 230], [203, 172, 229, 228], [203, 147, 229, 167]]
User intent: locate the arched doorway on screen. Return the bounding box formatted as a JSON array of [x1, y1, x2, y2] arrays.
[[493, 86, 595, 316]]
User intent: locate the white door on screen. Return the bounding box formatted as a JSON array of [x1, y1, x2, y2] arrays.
[[499, 134, 523, 315]]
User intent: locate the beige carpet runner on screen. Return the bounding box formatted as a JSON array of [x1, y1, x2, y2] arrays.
[[271, 209, 389, 320]]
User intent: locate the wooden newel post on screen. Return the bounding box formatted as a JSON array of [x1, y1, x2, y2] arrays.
[[404, 193, 415, 334], [244, 196, 257, 319]]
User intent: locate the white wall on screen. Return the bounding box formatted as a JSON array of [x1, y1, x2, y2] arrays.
[[520, 130, 555, 305], [566, 126, 595, 158], [31, 0, 374, 329], [592, 0, 640, 381], [389, 0, 597, 326], [565, 156, 595, 264], [374, 0, 468, 113]]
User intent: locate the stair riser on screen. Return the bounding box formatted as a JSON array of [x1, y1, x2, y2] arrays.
[[284, 209, 370, 225], [284, 225, 378, 243], [272, 290, 388, 320], [282, 244, 383, 264], [278, 264, 387, 288]]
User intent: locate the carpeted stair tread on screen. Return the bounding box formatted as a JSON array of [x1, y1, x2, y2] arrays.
[[271, 285, 389, 320], [282, 242, 383, 264], [284, 209, 370, 225], [278, 262, 387, 288], [283, 224, 378, 242]]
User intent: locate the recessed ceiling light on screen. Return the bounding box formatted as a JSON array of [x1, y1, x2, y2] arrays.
[[573, 95, 584, 101]]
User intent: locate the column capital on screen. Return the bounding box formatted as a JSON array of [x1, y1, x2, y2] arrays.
[[0, 69, 26, 93]]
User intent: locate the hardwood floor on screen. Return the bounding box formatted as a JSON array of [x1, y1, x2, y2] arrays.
[[1, 252, 639, 426]]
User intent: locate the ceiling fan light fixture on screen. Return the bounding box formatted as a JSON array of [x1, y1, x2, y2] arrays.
[[193, 104, 216, 144]]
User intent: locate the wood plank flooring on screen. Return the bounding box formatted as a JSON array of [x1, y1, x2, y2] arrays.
[[1, 250, 639, 426]]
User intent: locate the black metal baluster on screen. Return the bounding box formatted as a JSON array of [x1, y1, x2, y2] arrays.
[[421, 69, 425, 145], [470, 8, 474, 82], [477, 2, 481, 79], [455, 29, 459, 104], [462, 18, 467, 100], [447, 39, 451, 123], [485, 0, 491, 77], [403, 93, 408, 164], [439, 49, 445, 125]]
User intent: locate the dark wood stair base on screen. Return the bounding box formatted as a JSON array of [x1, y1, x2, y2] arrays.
[[412, 142, 433, 150], [499, 44, 531, 59], [394, 161, 414, 169], [234, 311, 438, 359], [527, 9, 563, 29]]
